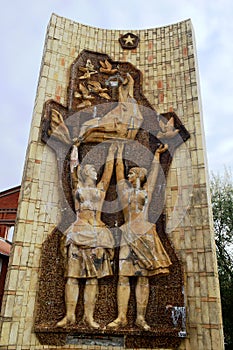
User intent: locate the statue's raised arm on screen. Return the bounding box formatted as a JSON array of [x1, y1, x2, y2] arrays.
[[98, 143, 117, 192], [143, 144, 168, 208]]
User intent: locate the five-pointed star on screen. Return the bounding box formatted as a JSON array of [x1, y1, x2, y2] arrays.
[[123, 34, 135, 45]]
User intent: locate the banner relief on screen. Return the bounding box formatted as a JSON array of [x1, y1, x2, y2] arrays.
[[35, 49, 190, 348]]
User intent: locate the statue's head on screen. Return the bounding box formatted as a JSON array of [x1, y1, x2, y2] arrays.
[[128, 167, 147, 187], [79, 164, 98, 182]]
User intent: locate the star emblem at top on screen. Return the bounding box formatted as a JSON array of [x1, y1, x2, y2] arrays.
[[119, 32, 139, 50], [123, 34, 135, 45]]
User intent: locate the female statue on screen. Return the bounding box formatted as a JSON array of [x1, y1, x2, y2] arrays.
[[107, 143, 172, 331], [57, 143, 117, 328]]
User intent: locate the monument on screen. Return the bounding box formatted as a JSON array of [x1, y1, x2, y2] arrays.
[[0, 14, 224, 350]]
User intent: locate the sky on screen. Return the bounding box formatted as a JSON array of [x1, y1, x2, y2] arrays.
[[0, 0, 232, 191]]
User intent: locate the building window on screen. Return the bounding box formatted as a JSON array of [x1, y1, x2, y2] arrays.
[[7, 226, 14, 242]]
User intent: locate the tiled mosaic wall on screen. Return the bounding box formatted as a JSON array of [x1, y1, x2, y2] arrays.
[[0, 13, 224, 350]]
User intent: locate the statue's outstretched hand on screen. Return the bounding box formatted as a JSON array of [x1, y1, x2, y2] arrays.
[[156, 143, 168, 154]]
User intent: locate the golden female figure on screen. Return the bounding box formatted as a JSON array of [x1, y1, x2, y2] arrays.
[[108, 143, 172, 330], [57, 143, 117, 328]]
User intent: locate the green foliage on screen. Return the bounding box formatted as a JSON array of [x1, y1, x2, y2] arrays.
[[210, 168, 233, 347]]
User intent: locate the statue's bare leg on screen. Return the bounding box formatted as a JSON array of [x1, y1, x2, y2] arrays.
[[135, 276, 151, 331], [107, 276, 129, 328], [83, 278, 100, 329], [57, 277, 79, 327]]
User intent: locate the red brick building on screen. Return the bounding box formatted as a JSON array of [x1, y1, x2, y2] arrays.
[[0, 186, 20, 309]]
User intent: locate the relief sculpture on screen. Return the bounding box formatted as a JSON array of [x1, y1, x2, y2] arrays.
[[36, 50, 190, 348], [107, 143, 172, 331], [57, 144, 117, 329]]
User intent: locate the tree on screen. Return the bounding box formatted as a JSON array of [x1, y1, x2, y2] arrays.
[[210, 168, 233, 348]]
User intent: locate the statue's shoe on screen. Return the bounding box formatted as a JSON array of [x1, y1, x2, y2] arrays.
[[107, 317, 127, 329], [135, 318, 151, 331], [83, 317, 100, 329], [56, 315, 75, 327]]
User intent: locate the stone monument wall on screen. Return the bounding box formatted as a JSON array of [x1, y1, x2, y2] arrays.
[[0, 13, 224, 350]]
